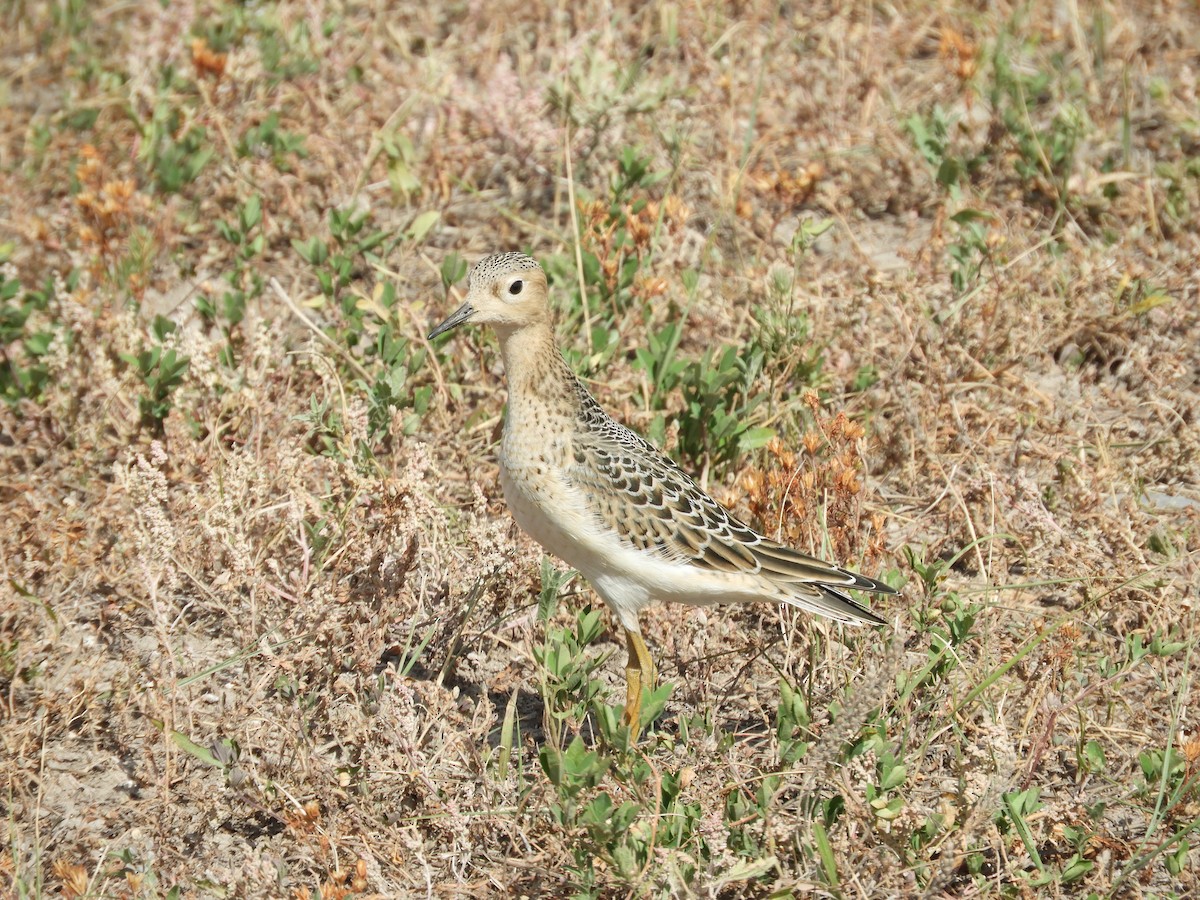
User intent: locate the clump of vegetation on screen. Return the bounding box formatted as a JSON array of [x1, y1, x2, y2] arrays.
[[3, 1, 1196, 897]]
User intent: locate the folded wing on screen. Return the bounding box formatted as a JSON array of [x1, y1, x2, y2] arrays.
[[568, 395, 894, 625]]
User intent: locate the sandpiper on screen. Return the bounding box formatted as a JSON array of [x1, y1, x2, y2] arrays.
[[429, 252, 895, 734]]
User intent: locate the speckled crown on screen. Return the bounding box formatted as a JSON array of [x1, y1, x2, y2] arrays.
[[468, 252, 542, 290]]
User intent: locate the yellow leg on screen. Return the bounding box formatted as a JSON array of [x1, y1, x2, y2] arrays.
[[623, 628, 657, 737]]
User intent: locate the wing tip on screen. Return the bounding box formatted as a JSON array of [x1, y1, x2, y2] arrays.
[[847, 571, 900, 596], [780, 581, 893, 626], [752, 541, 899, 595], [823, 586, 889, 626]]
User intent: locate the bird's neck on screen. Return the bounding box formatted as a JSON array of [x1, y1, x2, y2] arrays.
[[497, 322, 581, 413]]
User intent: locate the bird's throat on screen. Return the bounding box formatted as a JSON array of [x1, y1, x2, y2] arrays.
[[499, 324, 579, 408]]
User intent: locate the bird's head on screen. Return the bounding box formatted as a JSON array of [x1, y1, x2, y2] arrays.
[[427, 252, 550, 341]]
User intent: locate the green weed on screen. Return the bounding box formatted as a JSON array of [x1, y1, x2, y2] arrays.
[[121, 316, 190, 433], [293, 207, 436, 446], [0, 265, 69, 406], [555, 148, 671, 375], [193, 5, 318, 84], [132, 67, 214, 195], [196, 195, 265, 368], [533, 606, 610, 746], [238, 111, 308, 171]]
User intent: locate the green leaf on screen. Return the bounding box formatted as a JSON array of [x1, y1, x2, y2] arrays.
[[440, 253, 467, 289], [1060, 855, 1093, 883], [539, 744, 563, 785], [240, 195, 262, 231], [537, 557, 573, 623], [880, 761, 907, 792], [148, 719, 224, 768], [637, 681, 673, 729], [407, 210, 440, 243], [24, 332, 53, 355], [1004, 789, 1045, 870], [813, 821, 839, 887], [738, 426, 776, 451], [292, 236, 328, 266], [495, 688, 519, 778], [949, 208, 994, 224]]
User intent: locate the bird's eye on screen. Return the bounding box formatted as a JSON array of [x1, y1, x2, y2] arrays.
[[508, 280, 523, 296]]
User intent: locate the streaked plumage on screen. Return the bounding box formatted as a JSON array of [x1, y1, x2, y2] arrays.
[[429, 252, 895, 734]]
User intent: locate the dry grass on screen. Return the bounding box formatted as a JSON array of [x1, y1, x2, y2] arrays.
[[2, 1, 1198, 897]]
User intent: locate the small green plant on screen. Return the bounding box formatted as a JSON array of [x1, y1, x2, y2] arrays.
[[906, 21, 1097, 288], [905, 104, 980, 199], [150, 121, 213, 194], [197, 195, 265, 368], [992, 787, 1103, 888], [905, 110, 995, 294], [999, 787, 1047, 876], [632, 320, 685, 417], [540, 735, 613, 895], [301, 512, 339, 568], [354, 281, 433, 441], [753, 236, 825, 388], [540, 728, 702, 893], [134, 71, 214, 195], [896, 546, 982, 698], [863, 745, 908, 826], [633, 219, 828, 477], [777, 677, 811, 765], [676, 343, 775, 472], [439, 251, 468, 293], [49, 0, 91, 35], [536, 556, 575, 623], [634, 332, 775, 474], [1, 265, 68, 406], [533, 606, 609, 745], [1165, 838, 1192, 878], [555, 149, 670, 374], [988, 33, 1087, 218], [1139, 745, 1189, 804], [193, 5, 318, 83], [381, 130, 423, 201], [121, 315, 190, 432], [1056, 824, 1096, 884], [292, 206, 390, 309], [292, 208, 436, 446], [945, 209, 994, 295], [724, 770, 783, 860], [237, 111, 308, 171], [295, 393, 346, 460], [1078, 738, 1106, 776], [256, 15, 320, 83], [525, 573, 701, 893]]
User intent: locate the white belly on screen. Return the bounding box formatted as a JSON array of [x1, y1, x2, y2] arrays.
[[498, 460, 759, 633]]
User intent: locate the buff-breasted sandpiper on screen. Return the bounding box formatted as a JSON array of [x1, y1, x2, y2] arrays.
[[429, 252, 895, 734]]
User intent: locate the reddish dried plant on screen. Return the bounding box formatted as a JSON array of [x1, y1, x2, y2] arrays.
[[741, 390, 887, 567], [74, 145, 151, 292], [190, 36, 228, 81], [939, 26, 978, 82], [747, 160, 825, 208], [578, 193, 690, 296], [52, 860, 89, 899]]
